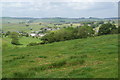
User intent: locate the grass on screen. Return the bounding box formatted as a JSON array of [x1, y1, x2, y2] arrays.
[[2, 34, 118, 78], [2, 36, 40, 50], [68, 67, 94, 78]]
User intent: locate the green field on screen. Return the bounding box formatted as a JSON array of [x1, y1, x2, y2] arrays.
[[1, 17, 104, 24], [1, 17, 111, 33], [2, 34, 118, 78], [1, 17, 118, 34], [2, 36, 40, 50]]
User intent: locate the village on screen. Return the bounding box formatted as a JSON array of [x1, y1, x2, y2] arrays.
[[1, 20, 113, 38]]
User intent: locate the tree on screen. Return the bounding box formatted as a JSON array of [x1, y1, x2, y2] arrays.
[[26, 24, 29, 27], [98, 23, 117, 35], [118, 26, 120, 33], [39, 23, 42, 25], [41, 26, 94, 44], [98, 21, 104, 24], [26, 33, 29, 37], [41, 32, 55, 43], [10, 32, 20, 45], [70, 23, 73, 26], [112, 21, 115, 24], [91, 24, 99, 28], [110, 28, 118, 34], [5, 31, 11, 37], [41, 27, 75, 43], [75, 26, 95, 38]]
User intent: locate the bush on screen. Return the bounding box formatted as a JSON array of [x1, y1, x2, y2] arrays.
[[110, 28, 118, 34], [5, 31, 11, 37], [41, 27, 74, 43], [10, 32, 21, 45], [75, 26, 94, 39], [98, 23, 117, 35], [11, 38, 20, 45], [118, 26, 120, 33]]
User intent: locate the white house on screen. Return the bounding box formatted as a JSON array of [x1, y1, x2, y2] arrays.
[[38, 34, 45, 37], [30, 33, 36, 37]]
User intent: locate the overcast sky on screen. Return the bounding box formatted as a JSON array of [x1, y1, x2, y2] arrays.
[[0, 1, 118, 18]]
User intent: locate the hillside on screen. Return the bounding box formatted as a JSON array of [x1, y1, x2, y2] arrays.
[[2, 36, 41, 50], [2, 34, 118, 78]]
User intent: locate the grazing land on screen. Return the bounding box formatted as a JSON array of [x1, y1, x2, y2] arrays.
[[2, 34, 118, 78]]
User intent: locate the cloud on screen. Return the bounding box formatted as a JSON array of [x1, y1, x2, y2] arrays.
[[2, 2, 26, 8], [0, 0, 119, 2], [65, 2, 94, 10], [1, 1, 118, 18]]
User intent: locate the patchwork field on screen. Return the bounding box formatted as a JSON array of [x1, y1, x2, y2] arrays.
[[1, 17, 111, 32]]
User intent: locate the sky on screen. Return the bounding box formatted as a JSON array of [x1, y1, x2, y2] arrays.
[[0, 0, 119, 18]]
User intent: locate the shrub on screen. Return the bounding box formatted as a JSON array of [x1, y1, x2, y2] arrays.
[[11, 38, 20, 45], [5, 31, 11, 37], [10, 32, 21, 45], [118, 26, 120, 33], [75, 26, 95, 38], [98, 23, 117, 35], [110, 28, 118, 34], [41, 27, 74, 43]]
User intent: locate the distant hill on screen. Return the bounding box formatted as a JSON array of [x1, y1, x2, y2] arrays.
[[104, 17, 119, 19], [1, 17, 105, 23], [2, 17, 104, 19]]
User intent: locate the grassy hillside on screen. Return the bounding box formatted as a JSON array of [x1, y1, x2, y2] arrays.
[[2, 37, 40, 50], [2, 34, 118, 78]]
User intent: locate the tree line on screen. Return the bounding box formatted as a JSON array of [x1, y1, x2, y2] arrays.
[[40, 23, 119, 44]]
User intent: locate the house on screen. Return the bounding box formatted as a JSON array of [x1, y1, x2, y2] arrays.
[[93, 27, 99, 34], [94, 22, 97, 24], [40, 27, 60, 31], [37, 34, 45, 37], [88, 24, 91, 26], [31, 31, 35, 33], [54, 24, 62, 26], [30, 33, 36, 37], [79, 24, 84, 26]]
